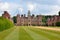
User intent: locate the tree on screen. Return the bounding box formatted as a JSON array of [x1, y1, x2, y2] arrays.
[[58, 11, 60, 16], [42, 16, 47, 25], [13, 16, 17, 23]]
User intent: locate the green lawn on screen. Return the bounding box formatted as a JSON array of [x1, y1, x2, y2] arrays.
[[0, 26, 60, 40]]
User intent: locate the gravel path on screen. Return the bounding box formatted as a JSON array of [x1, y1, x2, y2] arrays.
[[35, 26, 60, 32]]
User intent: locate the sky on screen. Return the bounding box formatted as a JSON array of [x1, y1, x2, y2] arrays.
[[0, 0, 60, 17]]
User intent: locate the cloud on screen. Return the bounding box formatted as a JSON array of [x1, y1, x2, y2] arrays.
[[0, 2, 21, 16], [19, 7, 24, 13], [27, 3, 36, 11], [23, 0, 58, 5], [31, 3, 60, 15], [0, 2, 9, 11], [0, 2, 10, 16], [0, 2, 21, 10], [0, 0, 60, 16]]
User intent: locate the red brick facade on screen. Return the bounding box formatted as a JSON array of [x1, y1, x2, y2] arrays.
[[2, 11, 10, 19], [16, 11, 42, 26], [16, 15, 43, 26], [47, 16, 60, 26], [2, 11, 13, 22]]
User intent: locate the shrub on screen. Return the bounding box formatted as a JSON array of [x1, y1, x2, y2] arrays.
[[56, 22, 60, 26], [0, 17, 14, 31]]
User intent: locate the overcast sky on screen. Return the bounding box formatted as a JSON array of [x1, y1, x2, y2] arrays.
[[0, 0, 60, 17]]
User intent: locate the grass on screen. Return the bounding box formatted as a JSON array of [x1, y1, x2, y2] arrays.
[[0, 27, 15, 40], [29, 27, 60, 40], [0, 26, 60, 40], [19, 27, 33, 40]]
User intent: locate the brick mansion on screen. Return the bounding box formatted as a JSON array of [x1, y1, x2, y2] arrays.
[[1, 11, 60, 26], [16, 10, 42, 26]]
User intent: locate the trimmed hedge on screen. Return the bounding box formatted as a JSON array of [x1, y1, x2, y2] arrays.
[[0, 17, 14, 31], [56, 22, 60, 26]]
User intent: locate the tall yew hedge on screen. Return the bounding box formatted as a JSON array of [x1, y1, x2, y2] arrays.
[[0, 17, 14, 31]]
